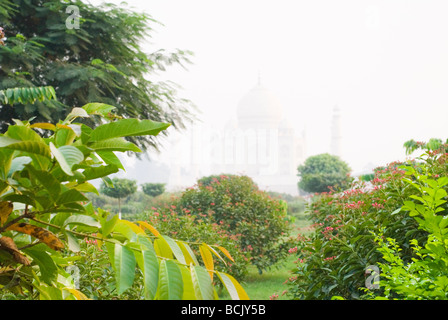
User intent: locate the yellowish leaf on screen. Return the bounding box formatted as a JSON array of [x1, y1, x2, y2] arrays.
[[199, 244, 214, 281], [7, 223, 64, 251], [30, 123, 56, 131], [217, 246, 235, 262], [0, 201, 13, 226], [65, 288, 89, 300], [138, 220, 160, 237]]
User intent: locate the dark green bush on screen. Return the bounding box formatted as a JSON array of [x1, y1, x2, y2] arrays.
[[177, 174, 294, 274]]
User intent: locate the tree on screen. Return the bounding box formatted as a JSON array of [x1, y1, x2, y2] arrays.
[[141, 182, 165, 197], [297, 153, 352, 193], [0, 0, 195, 151], [100, 177, 137, 218]]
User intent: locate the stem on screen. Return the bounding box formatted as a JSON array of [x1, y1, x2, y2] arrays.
[[29, 217, 106, 241]]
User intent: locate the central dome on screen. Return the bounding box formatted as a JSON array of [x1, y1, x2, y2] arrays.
[[237, 83, 283, 129]]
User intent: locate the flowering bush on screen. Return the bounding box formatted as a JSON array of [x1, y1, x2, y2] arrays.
[[154, 174, 293, 274], [286, 147, 448, 299]]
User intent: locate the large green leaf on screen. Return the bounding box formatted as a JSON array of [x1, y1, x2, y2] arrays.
[[96, 151, 124, 170], [7, 123, 45, 142], [0, 137, 51, 158], [161, 235, 186, 265], [24, 244, 58, 285], [191, 265, 214, 300], [8, 156, 32, 178], [217, 272, 249, 300], [89, 137, 141, 152], [110, 243, 136, 295], [49, 143, 84, 176], [63, 214, 101, 228], [57, 189, 89, 205], [100, 213, 119, 237], [55, 127, 77, 147], [82, 103, 116, 118], [134, 249, 159, 300], [81, 164, 119, 181], [180, 265, 196, 300], [154, 238, 173, 259], [158, 260, 183, 300], [88, 118, 170, 142], [27, 166, 61, 200]]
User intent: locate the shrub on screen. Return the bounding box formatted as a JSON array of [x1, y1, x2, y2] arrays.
[[297, 153, 353, 193], [176, 174, 294, 274], [141, 183, 166, 197]]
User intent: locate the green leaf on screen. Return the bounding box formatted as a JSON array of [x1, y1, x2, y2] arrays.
[[49, 143, 84, 176], [134, 249, 159, 300], [161, 235, 186, 265], [136, 233, 154, 251], [7, 123, 44, 142], [82, 103, 116, 118], [24, 244, 58, 285], [27, 166, 61, 200], [55, 127, 76, 147], [191, 265, 214, 300], [89, 137, 142, 153], [180, 265, 196, 300], [158, 260, 183, 300], [154, 238, 173, 259], [81, 164, 119, 181], [178, 241, 199, 266], [96, 151, 124, 170], [64, 107, 89, 123], [8, 156, 32, 177], [65, 231, 81, 252], [89, 118, 170, 142], [0, 138, 51, 158], [57, 189, 89, 205], [111, 243, 136, 295], [63, 214, 101, 228], [217, 272, 249, 300], [101, 213, 119, 237]]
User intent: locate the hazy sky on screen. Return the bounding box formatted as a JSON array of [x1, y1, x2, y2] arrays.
[[89, 0, 448, 174]]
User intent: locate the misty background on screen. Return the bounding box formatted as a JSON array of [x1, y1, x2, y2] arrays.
[[89, 0, 448, 193]]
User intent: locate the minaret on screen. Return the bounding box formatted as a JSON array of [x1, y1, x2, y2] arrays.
[[330, 105, 342, 157]]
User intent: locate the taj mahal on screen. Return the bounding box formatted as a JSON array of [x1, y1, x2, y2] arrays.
[[163, 79, 342, 195]]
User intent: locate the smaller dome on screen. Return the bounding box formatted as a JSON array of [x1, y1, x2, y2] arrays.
[[237, 83, 283, 126]]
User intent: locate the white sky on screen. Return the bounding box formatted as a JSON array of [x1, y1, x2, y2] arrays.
[[88, 0, 448, 173]]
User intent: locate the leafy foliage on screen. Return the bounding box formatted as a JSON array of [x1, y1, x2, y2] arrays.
[[368, 167, 448, 300], [141, 183, 166, 198], [0, 1, 195, 151], [288, 143, 448, 299], [297, 153, 353, 193], [0, 102, 248, 300], [176, 174, 294, 274]]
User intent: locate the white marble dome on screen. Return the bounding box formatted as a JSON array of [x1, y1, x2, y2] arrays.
[[237, 83, 283, 129]]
